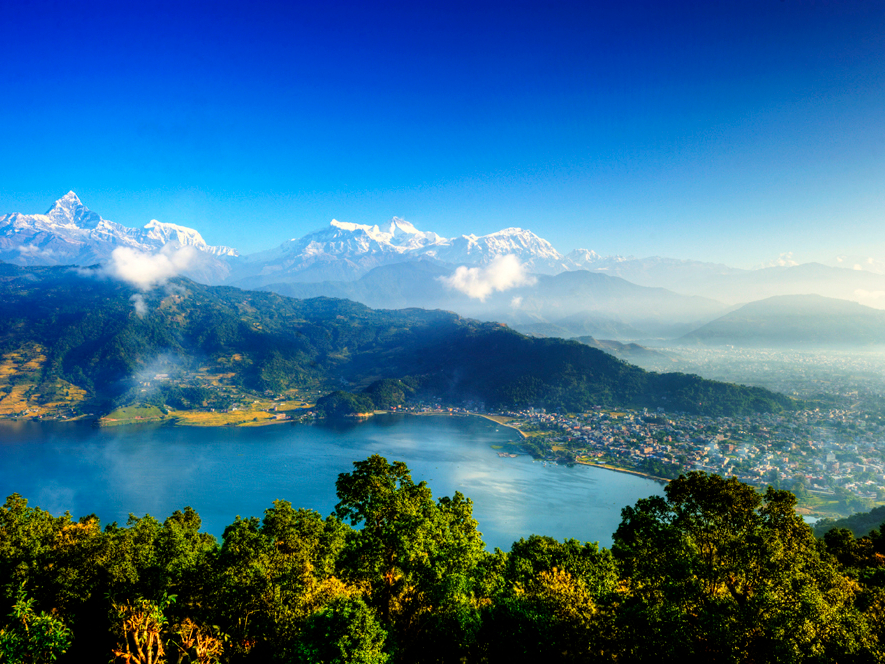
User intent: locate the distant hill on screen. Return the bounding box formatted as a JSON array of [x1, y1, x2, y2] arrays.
[[264, 263, 727, 340], [572, 336, 668, 362], [679, 294, 885, 348], [0, 265, 796, 418], [597, 259, 885, 310]]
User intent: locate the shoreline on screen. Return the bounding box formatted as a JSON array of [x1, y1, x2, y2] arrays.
[[466, 412, 527, 439], [575, 459, 671, 484]]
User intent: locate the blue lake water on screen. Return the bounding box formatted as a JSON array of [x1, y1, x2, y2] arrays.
[[0, 414, 664, 550]]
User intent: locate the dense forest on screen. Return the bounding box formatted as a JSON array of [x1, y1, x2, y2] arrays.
[[1, 459, 883, 663], [0, 265, 797, 418]]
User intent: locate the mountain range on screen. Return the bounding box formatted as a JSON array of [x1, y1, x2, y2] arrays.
[[5, 193, 885, 342], [0, 192, 237, 283]]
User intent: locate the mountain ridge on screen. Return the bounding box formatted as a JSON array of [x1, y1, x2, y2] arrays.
[[679, 294, 885, 348], [0, 264, 797, 419], [6, 193, 885, 314]]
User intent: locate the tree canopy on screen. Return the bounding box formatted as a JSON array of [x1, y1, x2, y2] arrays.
[[0, 464, 881, 663]]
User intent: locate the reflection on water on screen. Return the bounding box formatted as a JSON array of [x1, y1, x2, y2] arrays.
[[0, 415, 664, 550]]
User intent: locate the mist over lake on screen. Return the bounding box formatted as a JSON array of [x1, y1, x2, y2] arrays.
[[0, 414, 664, 550]]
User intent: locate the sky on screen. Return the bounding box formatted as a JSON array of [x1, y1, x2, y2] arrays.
[[1, 0, 882, 267]]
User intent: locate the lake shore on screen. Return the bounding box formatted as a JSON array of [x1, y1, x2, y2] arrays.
[[575, 459, 670, 484]]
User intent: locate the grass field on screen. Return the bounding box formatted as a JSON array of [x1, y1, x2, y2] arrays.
[[97, 400, 317, 428], [100, 405, 169, 426]]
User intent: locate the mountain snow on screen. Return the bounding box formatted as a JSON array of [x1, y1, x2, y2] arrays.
[[1, 193, 616, 286], [0, 192, 237, 281]]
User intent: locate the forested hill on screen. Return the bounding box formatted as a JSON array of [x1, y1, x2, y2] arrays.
[[0, 264, 796, 417]]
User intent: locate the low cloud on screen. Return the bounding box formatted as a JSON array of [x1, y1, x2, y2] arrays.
[[440, 254, 536, 301], [834, 255, 885, 274], [102, 244, 197, 291], [82, 244, 198, 315], [16, 244, 56, 259], [130, 294, 149, 317]]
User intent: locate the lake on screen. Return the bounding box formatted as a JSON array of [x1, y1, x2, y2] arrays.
[[0, 414, 664, 551]]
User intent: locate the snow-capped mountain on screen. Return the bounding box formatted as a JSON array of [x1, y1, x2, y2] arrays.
[[228, 217, 449, 286], [256, 217, 447, 261], [429, 227, 568, 274], [0, 192, 237, 280], [141, 219, 237, 258], [228, 221, 597, 287]]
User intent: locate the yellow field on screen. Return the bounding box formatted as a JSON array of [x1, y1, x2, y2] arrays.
[[0, 344, 90, 418], [170, 408, 277, 426]]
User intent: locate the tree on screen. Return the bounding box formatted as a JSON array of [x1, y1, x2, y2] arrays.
[[481, 536, 617, 663], [612, 472, 876, 662], [212, 502, 350, 660], [294, 596, 388, 664], [110, 595, 173, 664], [334, 455, 487, 662]]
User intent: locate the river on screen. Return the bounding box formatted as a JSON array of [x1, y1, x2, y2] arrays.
[[0, 414, 664, 551]]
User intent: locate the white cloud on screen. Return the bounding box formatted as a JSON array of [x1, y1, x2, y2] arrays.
[[440, 254, 536, 301], [102, 244, 197, 291], [130, 294, 148, 317], [510, 296, 523, 308], [835, 255, 885, 274], [16, 245, 55, 258]]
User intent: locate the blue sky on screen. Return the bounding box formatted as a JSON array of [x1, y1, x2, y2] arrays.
[[1, 0, 882, 267]]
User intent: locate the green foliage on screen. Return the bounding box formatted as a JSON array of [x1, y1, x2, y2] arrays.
[[363, 379, 414, 410], [481, 536, 617, 662], [295, 596, 388, 664], [315, 392, 376, 418], [212, 502, 350, 660], [1, 463, 882, 662], [0, 586, 72, 663], [612, 472, 875, 662], [815, 504, 885, 539], [334, 455, 487, 661]]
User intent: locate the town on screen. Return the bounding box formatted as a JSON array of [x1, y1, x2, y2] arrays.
[[483, 404, 884, 519]]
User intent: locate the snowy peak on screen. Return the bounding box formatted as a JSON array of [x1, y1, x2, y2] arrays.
[[44, 191, 103, 229], [386, 217, 420, 236], [141, 219, 238, 256], [264, 217, 447, 262], [431, 227, 565, 273], [567, 248, 602, 262], [243, 220, 591, 282], [329, 219, 376, 234], [1, 192, 238, 272]]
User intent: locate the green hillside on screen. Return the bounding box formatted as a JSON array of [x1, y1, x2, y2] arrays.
[[0, 265, 797, 419]]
